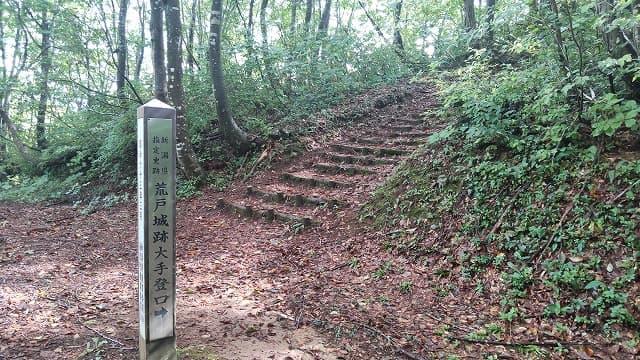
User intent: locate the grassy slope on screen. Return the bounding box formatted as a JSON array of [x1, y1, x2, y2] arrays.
[[362, 77, 640, 351]]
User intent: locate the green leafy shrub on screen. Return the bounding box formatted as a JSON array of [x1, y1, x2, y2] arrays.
[[588, 94, 640, 137], [364, 63, 640, 333]]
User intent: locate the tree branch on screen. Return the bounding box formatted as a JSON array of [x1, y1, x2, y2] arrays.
[[611, 179, 640, 204], [0, 108, 35, 162], [51, 77, 130, 105]]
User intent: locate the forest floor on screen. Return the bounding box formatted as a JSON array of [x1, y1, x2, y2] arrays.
[[0, 82, 630, 360]]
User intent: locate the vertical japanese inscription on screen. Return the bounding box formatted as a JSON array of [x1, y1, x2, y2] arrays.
[[146, 118, 175, 341], [138, 100, 177, 359], [137, 117, 146, 337]]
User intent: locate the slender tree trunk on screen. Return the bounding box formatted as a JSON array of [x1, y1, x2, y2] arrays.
[[117, 0, 128, 98], [0, 118, 6, 164], [290, 0, 298, 35], [392, 0, 404, 51], [304, 0, 313, 35], [463, 0, 476, 31], [485, 0, 496, 51], [597, 0, 640, 100], [317, 0, 331, 38], [0, 6, 29, 163], [334, 0, 341, 29], [166, 0, 204, 179], [312, 0, 331, 59], [0, 108, 33, 163], [633, 0, 640, 58], [346, 1, 355, 30], [36, 11, 51, 150], [258, 0, 279, 92], [209, 0, 253, 154], [357, 0, 385, 41], [186, 0, 198, 72], [150, 0, 167, 102], [247, 0, 255, 42], [357, 0, 406, 62], [259, 0, 268, 47], [244, 0, 258, 77], [0, 85, 6, 161], [134, 0, 146, 81], [548, 0, 569, 74]]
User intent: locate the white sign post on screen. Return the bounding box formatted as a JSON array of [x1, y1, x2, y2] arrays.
[[137, 99, 177, 360]]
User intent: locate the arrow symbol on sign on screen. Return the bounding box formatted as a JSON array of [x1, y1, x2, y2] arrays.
[[154, 307, 168, 318]]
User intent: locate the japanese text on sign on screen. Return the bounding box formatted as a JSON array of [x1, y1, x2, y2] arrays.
[[145, 118, 175, 341]]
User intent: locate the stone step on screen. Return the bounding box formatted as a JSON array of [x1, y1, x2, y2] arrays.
[[313, 162, 376, 175], [350, 137, 425, 147], [388, 117, 424, 126], [322, 152, 397, 166], [280, 172, 353, 188], [378, 131, 432, 139], [330, 144, 409, 156], [246, 186, 345, 208], [386, 124, 417, 132], [217, 198, 318, 228]]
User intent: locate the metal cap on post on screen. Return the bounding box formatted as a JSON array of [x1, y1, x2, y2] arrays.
[[137, 99, 177, 360]]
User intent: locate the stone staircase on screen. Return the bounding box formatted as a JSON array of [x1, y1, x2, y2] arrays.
[[218, 86, 436, 231]]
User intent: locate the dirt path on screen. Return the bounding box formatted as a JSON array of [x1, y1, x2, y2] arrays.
[[1, 82, 444, 360]]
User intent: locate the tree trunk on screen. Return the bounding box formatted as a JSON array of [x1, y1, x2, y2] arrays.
[[304, 0, 313, 34], [0, 118, 6, 165], [597, 0, 640, 100], [0, 6, 31, 163], [36, 11, 51, 150], [290, 0, 298, 35], [257, 0, 280, 92], [243, 0, 258, 78], [116, 0, 128, 98], [186, 0, 198, 72], [247, 0, 255, 42], [317, 0, 331, 38], [485, 0, 496, 51], [392, 0, 404, 51], [260, 0, 268, 47], [150, 0, 167, 102], [634, 0, 640, 58], [0, 108, 33, 163], [547, 0, 569, 74], [209, 0, 253, 154], [463, 0, 476, 31], [166, 0, 205, 179], [357, 0, 385, 41], [134, 0, 146, 81]]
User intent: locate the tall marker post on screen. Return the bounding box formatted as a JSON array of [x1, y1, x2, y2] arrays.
[[137, 99, 177, 360]]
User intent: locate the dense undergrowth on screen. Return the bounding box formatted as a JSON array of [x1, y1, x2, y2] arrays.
[[363, 65, 640, 348], [0, 40, 410, 207]]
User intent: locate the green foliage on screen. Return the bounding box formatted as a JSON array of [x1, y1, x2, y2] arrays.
[[177, 176, 204, 199], [221, 34, 412, 137], [87, 105, 138, 185], [398, 280, 413, 294], [1, 0, 420, 205], [372, 261, 394, 280], [0, 172, 85, 203], [177, 345, 220, 360], [588, 94, 640, 136], [0, 100, 136, 204], [76, 337, 107, 360], [365, 62, 640, 335]]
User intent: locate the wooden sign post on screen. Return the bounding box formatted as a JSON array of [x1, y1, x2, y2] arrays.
[[137, 99, 177, 360]]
